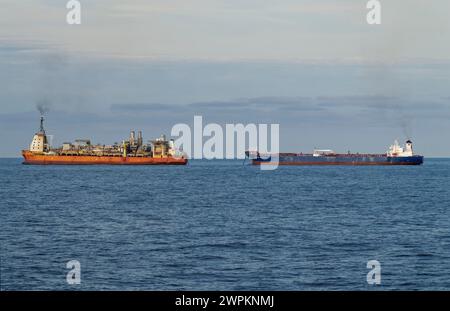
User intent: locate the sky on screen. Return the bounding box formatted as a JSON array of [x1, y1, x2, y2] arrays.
[[1, 0, 450, 157]]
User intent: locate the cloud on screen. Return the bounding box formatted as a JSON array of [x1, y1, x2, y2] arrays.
[[1, 0, 450, 61], [107, 96, 450, 122], [0, 44, 38, 54], [111, 103, 171, 112], [109, 97, 324, 116]]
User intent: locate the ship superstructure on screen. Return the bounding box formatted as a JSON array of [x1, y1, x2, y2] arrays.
[[29, 116, 49, 153]]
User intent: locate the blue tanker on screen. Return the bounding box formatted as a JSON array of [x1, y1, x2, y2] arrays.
[[247, 140, 424, 166]]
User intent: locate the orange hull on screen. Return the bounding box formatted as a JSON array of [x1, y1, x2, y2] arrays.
[[22, 151, 187, 165]]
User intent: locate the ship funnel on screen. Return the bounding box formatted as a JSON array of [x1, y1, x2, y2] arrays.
[[405, 140, 413, 155], [130, 131, 135, 145], [138, 131, 143, 146], [39, 116, 45, 134]]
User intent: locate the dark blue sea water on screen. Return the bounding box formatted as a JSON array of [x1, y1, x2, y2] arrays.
[[1, 158, 450, 290]]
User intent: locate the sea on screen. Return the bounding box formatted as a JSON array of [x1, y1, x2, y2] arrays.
[[1, 158, 449, 290]]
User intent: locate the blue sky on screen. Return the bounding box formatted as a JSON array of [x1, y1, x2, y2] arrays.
[[1, 0, 450, 156]]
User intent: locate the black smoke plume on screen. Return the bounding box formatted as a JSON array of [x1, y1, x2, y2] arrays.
[[36, 100, 51, 115]]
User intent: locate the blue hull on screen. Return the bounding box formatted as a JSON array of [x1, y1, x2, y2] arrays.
[[253, 155, 424, 165]]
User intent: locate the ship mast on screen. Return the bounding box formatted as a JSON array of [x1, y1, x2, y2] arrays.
[[39, 116, 46, 134]]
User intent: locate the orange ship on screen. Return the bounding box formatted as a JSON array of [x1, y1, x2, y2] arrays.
[[22, 116, 187, 165]]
